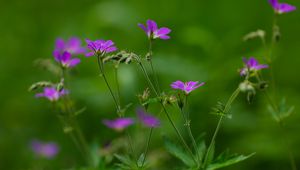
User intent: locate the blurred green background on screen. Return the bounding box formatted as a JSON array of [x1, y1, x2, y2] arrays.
[[1, 0, 300, 169]]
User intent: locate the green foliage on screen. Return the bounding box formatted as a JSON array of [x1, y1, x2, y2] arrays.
[[114, 154, 138, 170], [211, 102, 232, 119], [164, 137, 196, 168], [268, 98, 295, 122], [207, 150, 255, 170]]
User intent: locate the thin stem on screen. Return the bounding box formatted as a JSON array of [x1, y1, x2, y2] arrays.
[[203, 87, 240, 168], [114, 67, 122, 107], [161, 104, 198, 165], [278, 122, 297, 170], [180, 95, 200, 166], [96, 55, 121, 113], [263, 91, 297, 170], [147, 39, 161, 93], [141, 128, 153, 168], [138, 61, 198, 165], [59, 70, 93, 166]]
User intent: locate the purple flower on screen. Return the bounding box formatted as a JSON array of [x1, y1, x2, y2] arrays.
[[30, 140, 59, 159], [240, 57, 268, 76], [171, 81, 205, 94], [35, 87, 68, 102], [54, 37, 86, 55], [53, 51, 80, 68], [269, 0, 296, 14], [136, 108, 160, 128], [102, 118, 134, 131], [138, 19, 171, 40], [85, 39, 117, 57]]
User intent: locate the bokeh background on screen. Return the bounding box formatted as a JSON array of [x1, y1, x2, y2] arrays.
[[1, 0, 300, 169]]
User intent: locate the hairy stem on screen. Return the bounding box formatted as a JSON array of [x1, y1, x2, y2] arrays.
[[203, 87, 240, 168]]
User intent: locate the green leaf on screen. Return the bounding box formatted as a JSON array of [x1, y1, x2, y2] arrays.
[[197, 139, 206, 163], [164, 137, 196, 167], [268, 98, 295, 122], [114, 154, 138, 169], [207, 150, 255, 170], [206, 142, 215, 166]]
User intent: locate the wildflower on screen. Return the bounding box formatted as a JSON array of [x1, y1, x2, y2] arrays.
[[171, 81, 205, 94], [85, 39, 117, 57], [136, 108, 160, 128], [102, 118, 134, 131], [269, 0, 296, 14], [35, 87, 68, 102], [138, 19, 171, 40], [240, 57, 268, 76], [54, 37, 85, 55], [30, 140, 59, 159], [53, 51, 80, 68]]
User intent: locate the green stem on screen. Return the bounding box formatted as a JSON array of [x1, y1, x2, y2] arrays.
[[138, 61, 198, 165], [114, 67, 122, 107], [202, 87, 240, 168], [141, 128, 153, 168], [180, 95, 200, 166], [96, 55, 121, 113], [147, 39, 161, 94]]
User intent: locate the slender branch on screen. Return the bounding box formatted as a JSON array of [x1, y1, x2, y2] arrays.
[[141, 128, 153, 168], [202, 87, 240, 168], [96, 54, 121, 113]]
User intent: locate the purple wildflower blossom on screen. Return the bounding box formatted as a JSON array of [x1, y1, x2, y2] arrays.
[[85, 39, 117, 57], [35, 87, 68, 102], [269, 0, 296, 14], [54, 37, 86, 55], [138, 19, 171, 40], [53, 51, 80, 68], [102, 118, 134, 131], [30, 140, 59, 159], [136, 108, 160, 128], [171, 81, 205, 94], [240, 57, 268, 76]]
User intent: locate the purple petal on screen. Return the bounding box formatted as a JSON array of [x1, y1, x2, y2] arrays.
[[278, 3, 296, 13], [30, 140, 59, 159], [60, 51, 72, 63], [68, 58, 80, 67], [155, 27, 171, 37], [136, 108, 160, 128], [102, 118, 134, 131], [247, 57, 258, 67], [53, 50, 61, 62], [55, 38, 65, 51], [171, 80, 185, 90], [269, 0, 279, 7], [147, 19, 158, 32], [138, 23, 148, 33], [85, 52, 95, 57], [105, 46, 117, 53]]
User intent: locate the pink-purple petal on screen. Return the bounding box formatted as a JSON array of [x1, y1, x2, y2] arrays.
[[68, 58, 81, 67]]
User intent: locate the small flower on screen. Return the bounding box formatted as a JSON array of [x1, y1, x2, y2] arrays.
[[136, 108, 160, 128], [85, 39, 117, 57], [102, 118, 134, 131], [171, 81, 205, 94], [54, 37, 86, 55], [35, 87, 68, 101], [240, 57, 268, 76], [30, 140, 59, 159], [269, 0, 296, 14], [53, 51, 80, 68], [138, 19, 171, 40]]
